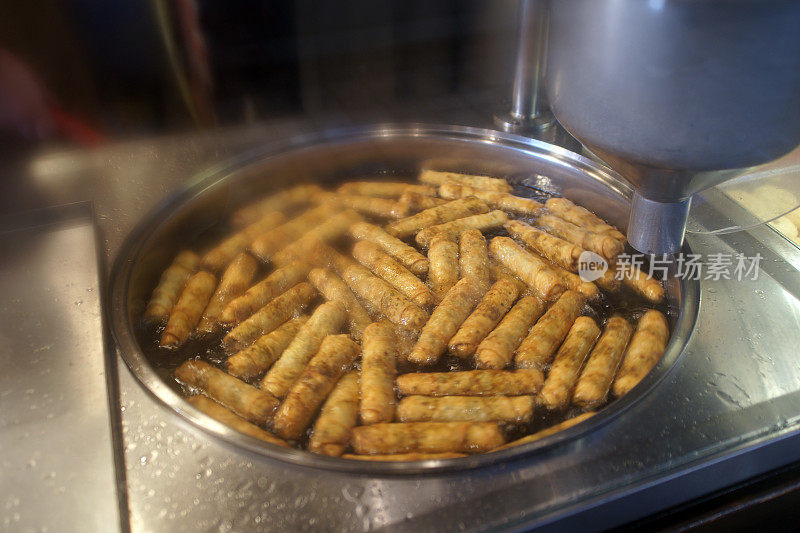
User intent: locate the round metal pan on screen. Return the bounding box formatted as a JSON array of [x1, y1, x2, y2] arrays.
[[108, 124, 698, 474]]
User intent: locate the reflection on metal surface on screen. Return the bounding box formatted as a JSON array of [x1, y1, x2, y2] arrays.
[[0, 204, 123, 532]]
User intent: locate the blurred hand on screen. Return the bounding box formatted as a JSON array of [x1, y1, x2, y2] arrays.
[[0, 49, 56, 141]]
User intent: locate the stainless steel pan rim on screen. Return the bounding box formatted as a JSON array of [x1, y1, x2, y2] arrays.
[[108, 123, 699, 475]]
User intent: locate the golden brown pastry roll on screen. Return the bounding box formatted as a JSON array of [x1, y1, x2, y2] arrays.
[[308, 371, 360, 456], [222, 282, 316, 352], [219, 260, 310, 325], [505, 219, 584, 272], [175, 359, 279, 424], [612, 310, 669, 397], [515, 290, 585, 370], [537, 214, 624, 261], [144, 250, 200, 323], [397, 192, 448, 215], [545, 197, 626, 241], [249, 204, 335, 262], [428, 233, 459, 300], [397, 396, 535, 423], [438, 182, 543, 216], [538, 316, 601, 410], [448, 279, 520, 358], [415, 210, 509, 247], [458, 229, 491, 289], [386, 197, 490, 238], [226, 316, 308, 380], [352, 241, 436, 309], [271, 209, 363, 268], [594, 267, 622, 293], [197, 253, 259, 333], [494, 412, 595, 450], [407, 277, 485, 366], [231, 184, 323, 227], [396, 369, 543, 396], [573, 316, 633, 408], [342, 264, 429, 330], [360, 321, 398, 425], [342, 452, 467, 461], [202, 211, 286, 271], [187, 395, 288, 447], [337, 181, 436, 198], [308, 267, 372, 341], [259, 301, 348, 398], [548, 260, 601, 301], [272, 334, 360, 440], [317, 191, 405, 219], [351, 421, 505, 454], [349, 222, 429, 276], [160, 271, 217, 348], [488, 236, 566, 301], [419, 170, 512, 193], [487, 259, 527, 292], [475, 296, 545, 369], [619, 263, 665, 303]]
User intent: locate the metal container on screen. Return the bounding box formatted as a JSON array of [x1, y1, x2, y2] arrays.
[[108, 124, 696, 473]]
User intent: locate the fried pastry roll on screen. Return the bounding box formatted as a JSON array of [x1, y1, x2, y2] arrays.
[[318, 191, 405, 219], [475, 296, 545, 369], [187, 395, 288, 447], [272, 334, 360, 440], [202, 211, 286, 271], [308, 267, 372, 340], [271, 209, 363, 267], [545, 197, 626, 241], [352, 241, 436, 309], [494, 412, 595, 450], [349, 222, 429, 276], [249, 204, 335, 262], [231, 184, 323, 227], [219, 260, 310, 325], [418, 170, 512, 193], [351, 421, 505, 454], [595, 267, 622, 293], [396, 369, 543, 396], [537, 214, 624, 261], [259, 301, 347, 398], [397, 396, 535, 424], [487, 259, 527, 292], [415, 210, 509, 247], [308, 371, 360, 456], [337, 181, 436, 198], [386, 197, 490, 238], [612, 310, 669, 397], [197, 253, 259, 333], [548, 260, 601, 301], [619, 263, 665, 303], [342, 453, 466, 461], [342, 264, 429, 330], [458, 229, 491, 290], [573, 316, 633, 408], [488, 236, 566, 301], [226, 316, 308, 380], [360, 321, 398, 425], [160, 271, 217, 348], [396, 192, 448, 215], [515, 290, 585, 370], [175, 359, 279, 423], [504, 219, 584, 272], [144, 250, 200, 322], [538, 316, 601, 410], [222, 282, 316, 352], [407, 277, 484, 365], [428, 233, 459, 300], [448, 279, 520, 358], [438, 182, 543, 216]]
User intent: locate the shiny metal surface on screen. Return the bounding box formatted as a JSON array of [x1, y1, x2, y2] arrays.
[[546, 0, 800, 253], [628, 192, 691, 255], [0, 203, 124, 532], [108, 125, 693, 473], [6, 117, 800, 531]]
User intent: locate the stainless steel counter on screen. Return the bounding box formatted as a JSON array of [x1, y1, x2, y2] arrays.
[[4, 118, 800, 532]]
